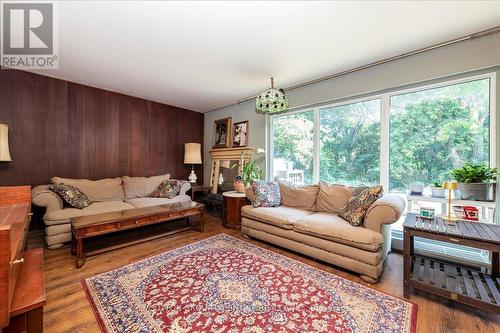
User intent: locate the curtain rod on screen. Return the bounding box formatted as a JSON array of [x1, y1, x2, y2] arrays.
[[229, 25, 500, 107]]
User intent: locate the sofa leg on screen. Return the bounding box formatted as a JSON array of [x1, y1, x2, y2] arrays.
[[241, 234, 251, 240], [360, 275, 379, 284]]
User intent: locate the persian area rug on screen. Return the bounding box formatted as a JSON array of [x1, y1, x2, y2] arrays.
[[83, 234, 417, 333]]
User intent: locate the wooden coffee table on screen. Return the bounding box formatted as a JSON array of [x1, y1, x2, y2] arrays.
[[71, 202, 204, 268]]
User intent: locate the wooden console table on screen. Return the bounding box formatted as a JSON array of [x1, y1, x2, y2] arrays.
[[71, 202, 204, 268], [403, 213, 500, 313]]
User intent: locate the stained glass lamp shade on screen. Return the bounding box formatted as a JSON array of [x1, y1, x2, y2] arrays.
[[255, 78, 288, 114]]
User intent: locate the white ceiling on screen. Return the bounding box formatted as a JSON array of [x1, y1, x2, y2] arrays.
[[30, 1, 500, 112]]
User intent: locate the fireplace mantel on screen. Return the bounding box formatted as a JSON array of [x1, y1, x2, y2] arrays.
[[209, 147, 254, 193]]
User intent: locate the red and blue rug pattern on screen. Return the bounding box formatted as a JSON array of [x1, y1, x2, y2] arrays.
[[83, 234, 417, 332]]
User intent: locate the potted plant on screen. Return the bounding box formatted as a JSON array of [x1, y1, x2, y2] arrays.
[[240, 160, 263, 187], [233, 152, 264, 193], [450, 163, 497, 201], [430, 182, 446, 198]]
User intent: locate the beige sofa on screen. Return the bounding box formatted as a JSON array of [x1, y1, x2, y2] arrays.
[[32, 174, 191, 249], [241, 183, 405, 283]]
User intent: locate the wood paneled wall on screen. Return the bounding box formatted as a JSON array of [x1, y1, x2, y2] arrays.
[[0, 69, 204, 186]]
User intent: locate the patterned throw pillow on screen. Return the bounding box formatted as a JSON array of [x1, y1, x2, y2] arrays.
[[48, 183, 92, 209], [339, 185, 383, 227], [252, 180, 281, 208], [149, 179, 188, 199]]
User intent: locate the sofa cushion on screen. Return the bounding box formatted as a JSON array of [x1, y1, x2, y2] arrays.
[[315, 182, 353, 214], [125, 195, 191, 208], [51, 177, 124, 202], [241, 205, 313, 230], [339, 185, 383, 227], [48, 183, 92, 209], [293, 212, 383, 252], [122, 173, 171, 199], [280, 183, 318, 210], [44, 201, 135, 222], [252, 180, 281, 207]]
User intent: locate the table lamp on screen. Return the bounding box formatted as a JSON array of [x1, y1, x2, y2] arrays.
[[442, 181, 458, 221], [0, 124, 12, 161], [184, 143, 202, 184]]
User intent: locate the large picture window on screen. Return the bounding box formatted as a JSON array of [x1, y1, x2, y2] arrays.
[[269, 74, 495, 225], [272, 110, 314, 184], [389, 78, 491, 192], [320, 99, 381, 185]]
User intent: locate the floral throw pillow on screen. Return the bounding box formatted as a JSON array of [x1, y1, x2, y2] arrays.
[[339, 185, 383, 227], [48, 183, 92, 209], [149, 179, 188, 199], [252, 180, 281, 208]]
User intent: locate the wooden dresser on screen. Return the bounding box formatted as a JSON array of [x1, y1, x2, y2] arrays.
[[0, 186, 46, 333]]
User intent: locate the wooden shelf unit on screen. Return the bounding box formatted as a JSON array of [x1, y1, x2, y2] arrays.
[[411, 255, 499, 313], [403, 213, 500, 314]]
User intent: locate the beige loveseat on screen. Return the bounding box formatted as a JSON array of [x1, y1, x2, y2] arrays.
[[241, 182, 405, 283], [32, 174, 191, 249]]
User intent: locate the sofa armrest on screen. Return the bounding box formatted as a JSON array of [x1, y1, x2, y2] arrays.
[[179, 182, 191, 196], [32, 185, 63, 212], [364, 194, 405, 233]]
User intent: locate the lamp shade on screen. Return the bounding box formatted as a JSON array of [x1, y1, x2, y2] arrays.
[[184, 143, 202, 164], [0, 124, 12, 162], [442, 181, 458, 190]]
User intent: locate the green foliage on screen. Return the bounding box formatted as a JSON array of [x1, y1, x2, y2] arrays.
[[272, 112, 314, 184], [433, 182, 442, 188], [450, 163, 497, 183], [319, 100, 380, 185], [390, 98, 488, 190], [241, 160, 263, 186]]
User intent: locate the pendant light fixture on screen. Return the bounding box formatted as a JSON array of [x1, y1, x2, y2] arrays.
[[255, 77, 288, 114]]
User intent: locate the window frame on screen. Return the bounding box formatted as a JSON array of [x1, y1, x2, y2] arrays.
[[268, 72, 496, 189]]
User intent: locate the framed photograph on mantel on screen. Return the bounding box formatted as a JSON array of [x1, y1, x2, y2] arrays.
[[232, 120, 248, 147], [212, 117, 232, 148]]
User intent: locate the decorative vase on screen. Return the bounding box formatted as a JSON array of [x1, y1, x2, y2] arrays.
[[409, 183, 424, 195], [234, 179, 245, 193]]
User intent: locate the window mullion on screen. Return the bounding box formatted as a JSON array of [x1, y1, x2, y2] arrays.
[[380, 94, 390, 191], [313, 107, 320, 183]]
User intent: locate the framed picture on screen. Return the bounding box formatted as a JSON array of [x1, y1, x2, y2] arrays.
[[232, 120, 249, 147], [212, 117, 232, 148]]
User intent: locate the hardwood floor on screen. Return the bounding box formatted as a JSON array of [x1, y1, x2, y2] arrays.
[[33, 215, 499, 333]]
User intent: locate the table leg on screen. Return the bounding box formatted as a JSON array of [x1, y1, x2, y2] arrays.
[[75, 237, 86, 268], [187, 213, 203, 232], [71, 231, 76, 256], [403, 228, 413, 298], [492, 251, 499, 278]]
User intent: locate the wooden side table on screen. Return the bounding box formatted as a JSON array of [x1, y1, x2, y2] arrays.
[[189, 185, 210, 202], [222, 191, 249, 230], [403, 213, 500, 313]]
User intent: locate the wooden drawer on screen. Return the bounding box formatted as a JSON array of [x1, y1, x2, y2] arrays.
[[120, 216, 154, 228]]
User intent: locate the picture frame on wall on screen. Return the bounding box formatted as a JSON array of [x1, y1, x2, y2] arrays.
[[232, 120, 249, 147], [212, 117, 232, 148]]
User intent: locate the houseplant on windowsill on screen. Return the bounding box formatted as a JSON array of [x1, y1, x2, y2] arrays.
[[450, 163, 497, 201], [430, 182, 446, 198]]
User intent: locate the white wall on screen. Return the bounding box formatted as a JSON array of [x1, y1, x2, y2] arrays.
[[204, 33, 500, 186]]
